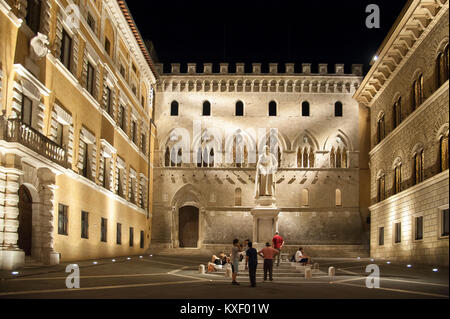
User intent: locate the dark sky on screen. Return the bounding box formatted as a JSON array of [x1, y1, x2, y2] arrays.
[[127, 0, 408, 73]]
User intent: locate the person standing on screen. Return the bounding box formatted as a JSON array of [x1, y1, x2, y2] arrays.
[[231, 238, 242, 285], [258, 242, 279, 282], [272, 232, 284, 267], [245, 241, 258, 287]]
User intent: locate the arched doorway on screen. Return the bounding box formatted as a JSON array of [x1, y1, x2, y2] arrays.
[[178, 206, 199, 248], [18, 185, 33, 256]]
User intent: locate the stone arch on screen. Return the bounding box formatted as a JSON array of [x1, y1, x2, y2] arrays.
[[323, 129, 353, 152], [224, 128, 257, 166], [292, 130, 320, 151], [436, 123, 449, 142], [258, 129, 290, 153], [434, 37, 449, 59]]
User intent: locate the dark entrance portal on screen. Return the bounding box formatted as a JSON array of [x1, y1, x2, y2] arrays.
[[18, 186, 33, 256], [179, 206, 199, 248]]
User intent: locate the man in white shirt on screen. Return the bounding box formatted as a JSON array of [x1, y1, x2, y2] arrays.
[[295, 247, 311, 265]]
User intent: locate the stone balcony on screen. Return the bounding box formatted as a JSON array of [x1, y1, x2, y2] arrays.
[[0, 117, 69, 169]]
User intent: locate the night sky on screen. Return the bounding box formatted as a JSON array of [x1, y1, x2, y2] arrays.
[[127, 0, 409, 73]]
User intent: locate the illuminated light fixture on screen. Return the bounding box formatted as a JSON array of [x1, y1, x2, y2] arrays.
[[373, 55, 378, 61], [370, 259, 374, 262], [11, 271, 19, 275], [93, 261, 98, 265], [127, 257, 131, 260], [407, 264, 412, 268], [139, 256, 143, 259], [112, 259, 116, 262], [149, 255, 153, 257], [433, 268, 439, 272], [386, 261, 391, 264]]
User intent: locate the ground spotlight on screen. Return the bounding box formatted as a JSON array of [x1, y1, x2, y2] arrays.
[[11, 271, 19, 275], [387, 261, 391, 264], [139, 256, 143, 259], [433, 268, 439, 272], [127, 257, 131, 260], [93, 261, 98, 265], [112, 259, 116, 262], [407, 264, 412, 268]]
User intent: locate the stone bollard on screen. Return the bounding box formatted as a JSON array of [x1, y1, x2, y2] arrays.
[[313, 263, 319, 270], [198, 264, 205, 274], [225, 266, 232, 278], [328, 267, 335, 277], [304, 267, 312, 280]]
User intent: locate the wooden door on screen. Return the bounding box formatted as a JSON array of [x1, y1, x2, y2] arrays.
[[179, 206, 199, 248], [18, 186, 33, 256]]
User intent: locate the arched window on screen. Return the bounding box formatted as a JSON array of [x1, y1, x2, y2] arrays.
[[170, 101, 179, 116], [335, 102, 343, 117], [437, 45, 449, 88], [330, 147, 336, 168], [377, 115, 385, 143], [335, 189, 342, 207], [197, 148, 202, 168], [269, 101, 277, 116], [336, 147, 342, 168], [233, 135, 247, 168], [235, 101, 244, 116], [177, 148, 182, 168], [393, 97, 402, 128], [412, 74, 424, 110], [414, 149, 424, 185], [394, 164, 402, 195], [209, 148, 215, 168], [235, 188, 242, 206], [303, 147, 308, 168], [342, 148, 348, 168], [440, 134, 449, 172], [202, 148, 209, 167], [302, 101, 310, 117], [202, 101, 211, 116], [301, 189, 309, 207], [309, 149, 315, 168], [164, 147, 170, 167]]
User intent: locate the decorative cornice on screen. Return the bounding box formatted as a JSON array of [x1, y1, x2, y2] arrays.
[[354, 0, 449, 106]]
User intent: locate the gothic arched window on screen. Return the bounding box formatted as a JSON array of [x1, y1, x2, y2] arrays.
[[393, 97, 402, 129], [412, 74, 424, 111], [437, 45, 449, 88], [440, 134, 449, 172], [414, 149, 424, 185]]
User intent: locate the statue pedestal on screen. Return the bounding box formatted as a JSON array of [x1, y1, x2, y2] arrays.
[[251, 197, 280, 245]]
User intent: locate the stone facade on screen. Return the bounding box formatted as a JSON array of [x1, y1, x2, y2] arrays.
[[355, 0, 449, 265], [152, 63, 371, 255]]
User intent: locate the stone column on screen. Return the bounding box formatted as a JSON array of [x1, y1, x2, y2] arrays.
[[171, 206, 179, 248], [2, 168, 25, 270], [37, 168, 59, 265], [197, 207, 205, 248]]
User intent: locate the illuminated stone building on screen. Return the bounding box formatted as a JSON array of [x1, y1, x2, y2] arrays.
[[355, 0, 449, 265]]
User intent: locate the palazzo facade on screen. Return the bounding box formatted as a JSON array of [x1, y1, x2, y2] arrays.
[[0, 0, 157, 270], [355, 0, 449, 265]]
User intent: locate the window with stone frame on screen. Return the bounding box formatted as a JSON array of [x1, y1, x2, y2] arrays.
[[87, 12, 96, 33], [394, 222, 401, 244], [377, 114, 385, 143], [377, 174, 385, 202], [378, 227, 384, 246], [139, 176, 147, 210], [335, 101, 343, 117], [442, 209, 449, 237], [58, 204, 68, 236], [105, 37, 111, 56], [413, 149, 425, 185], [86, 62, 95, 96], [335, 189, 342, 207], [436, 44, 449, 88], [102, 155, 111, 189], [302, 101, 310, 117], [269, 101, 277, 116], [393, 97, 402, 129], [116, 223, 122, 245], [118, 105, 126, 131], [21, 95, 33, 126], [26, 0, 42, 34], [412, 74, 424, 111], [115, 157, 127, 199], [203, 101, 211, 116], [60, 29, 73, 71], [141, 132, 147, 154], [129, 170, 137, 204], [235, 101, 244, 116], [440, 133, 449, 172], [129, 227, 134, 247], [81, 211, 89, 239], [101, 218, 107, 242], [51, 103, 74, 164], [131, 120, 137, 144], [105, 86, 113, 117], [78, 128, 97, 182], [394, 164, 402, 195], [140, 231, 144, 249], [171, 100, 179, 116], [415, 216, 423, 241]]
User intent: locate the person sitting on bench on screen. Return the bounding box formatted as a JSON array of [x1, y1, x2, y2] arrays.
[[295, 247, 311, 266]]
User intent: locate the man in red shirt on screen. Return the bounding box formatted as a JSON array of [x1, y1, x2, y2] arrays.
[[258, 242, 279, 282], [272, 232, 284, 267]]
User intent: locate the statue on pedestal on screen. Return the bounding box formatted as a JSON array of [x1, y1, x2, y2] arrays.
[[254, 146, 278, 200]]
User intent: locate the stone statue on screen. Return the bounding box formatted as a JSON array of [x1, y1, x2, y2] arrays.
[[254, 145, 278, 199], [30, 33, 49, 61]]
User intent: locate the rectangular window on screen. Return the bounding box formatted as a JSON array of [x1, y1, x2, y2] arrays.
[[394, 166, 402, 195], [415, 216, 423, 241], [87, 62, 95, 95], [131, 121, 137, 144], [140, 230, 144, 249], [442, 209, 449, 237], [129, 227, 134, 247], [87, 13, 95, 32], [101, 218, 107, 242], [60, 29, 72, 71], [21, 95, 33, 126], [120, 64, 126, 78], [26, 0, 41, 34], [102, 157, 109, 189], [141, 133, 147, 154], [415, 151, 424, 185], [132, 63, 137, 74], [378, 227, 384, 246], [81, 140, 89, 178], [56, 122, 64, 146], [105, 87, 113, 116], [81, 211, 89, 239], [395, 222, 401, 244], [116, 223, 122, 245], [118, 105, 126, 130], [58, 204, 68, 236], [130, 178, 135, 204], [378, 176, 385, 202]]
